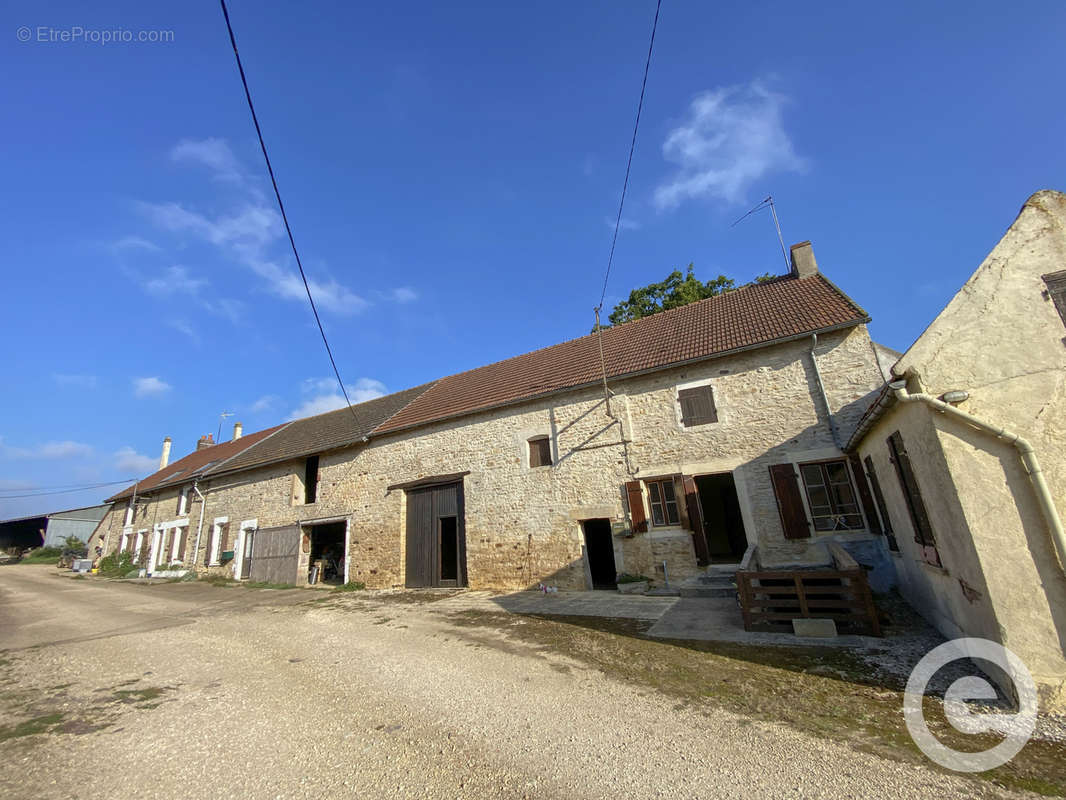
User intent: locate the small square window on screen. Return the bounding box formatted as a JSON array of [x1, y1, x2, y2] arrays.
[[678, 385, 718, 426], [646, 478, 680, 527], [529, 437, 552, 468]]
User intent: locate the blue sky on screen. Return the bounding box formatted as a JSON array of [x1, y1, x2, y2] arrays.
[[2, 1, 1064, 519]]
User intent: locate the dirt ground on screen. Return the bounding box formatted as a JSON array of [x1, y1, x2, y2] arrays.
[[0, 565, 1062, 799]]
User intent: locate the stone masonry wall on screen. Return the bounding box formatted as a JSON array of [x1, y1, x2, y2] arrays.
[[98, 325, 885, 591]]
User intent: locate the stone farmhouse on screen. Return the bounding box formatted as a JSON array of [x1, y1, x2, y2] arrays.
[[847, 190, 1066, 709], [91, 242, 893, 595]]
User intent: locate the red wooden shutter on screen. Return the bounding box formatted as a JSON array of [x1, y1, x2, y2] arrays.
[[768, 463, 811, 539], [625, 481, 648, 533], [219, 523, 231, 554], [848, 453, 882, 535], [682, 476, 710, 564]]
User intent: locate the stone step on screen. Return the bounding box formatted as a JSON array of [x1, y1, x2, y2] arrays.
[[679, 585, 736, 598]]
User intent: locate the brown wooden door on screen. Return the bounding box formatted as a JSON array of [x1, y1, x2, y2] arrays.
[[240, 530, 254, 580], [405, 482, 466, 588]]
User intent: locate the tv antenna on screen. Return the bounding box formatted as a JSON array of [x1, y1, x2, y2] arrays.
[[732, 195, 790, 273], [216, 411, 234, 443]]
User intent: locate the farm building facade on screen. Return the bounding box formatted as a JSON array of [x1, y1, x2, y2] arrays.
[[90, 243, 893, 593]]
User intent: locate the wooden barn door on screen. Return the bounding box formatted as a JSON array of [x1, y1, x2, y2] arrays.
[[247, 525, 300, 584], [405, 482, 466, 588]]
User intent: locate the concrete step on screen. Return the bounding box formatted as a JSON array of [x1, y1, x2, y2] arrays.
[[646, 587, 681, 597]]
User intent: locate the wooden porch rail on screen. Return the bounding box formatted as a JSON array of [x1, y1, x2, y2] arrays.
[[736, 566, 881, 637]]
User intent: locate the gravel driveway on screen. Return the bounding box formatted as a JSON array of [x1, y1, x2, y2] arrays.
[[0, 566, 1036, 799]]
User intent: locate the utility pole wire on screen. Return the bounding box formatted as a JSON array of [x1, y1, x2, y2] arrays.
[[219, 0, 360, 421], [597, 0, 663, 313]]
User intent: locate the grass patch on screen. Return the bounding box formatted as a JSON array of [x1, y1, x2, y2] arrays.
[[112, 686, 168, 704], [198, 574, 236, 587], [443, 610, 1066, 796], [0, 713, 64, 742], [18, 547, 62, 565], [332, 581, 366, 593]]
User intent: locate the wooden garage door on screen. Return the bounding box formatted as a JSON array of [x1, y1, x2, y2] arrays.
[[405, 482, 466, 588], [247, 525, 300, 585]]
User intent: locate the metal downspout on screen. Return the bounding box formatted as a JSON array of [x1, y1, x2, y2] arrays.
[[891, 383, 1066, 574], [809, 334, 843, 450], [191, 482, 207, 571]]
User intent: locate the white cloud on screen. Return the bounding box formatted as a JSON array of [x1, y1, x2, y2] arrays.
[[167, 319, 199, 342], [114, 446, 158, 474], [113, 235, 160, 252], [202, 297, 245, 324], [133, 377, 172, 397], [248, 258, 368, 314], [141, 198, 368, 315], [287, 377, 387, 420], [392, 287, 418, 304], [604, 216, 641, 231], [53, 373, 98, 389], [0, 437, 94, 460], [170, 137, 243, 183], [250, 394, 278, 413], [654, 81, 805, 209], [144, 265, 208, 296]]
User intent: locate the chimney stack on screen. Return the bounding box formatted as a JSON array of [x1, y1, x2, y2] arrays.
[[233, 421, 243, 441], [159, 437, 172, 470], [789, 241, 819, 278], [197, 433, 215, 450]]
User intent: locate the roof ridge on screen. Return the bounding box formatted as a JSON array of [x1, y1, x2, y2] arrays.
[[409, 273, 805, 385]]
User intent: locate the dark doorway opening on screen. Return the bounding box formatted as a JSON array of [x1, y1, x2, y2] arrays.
[[308, 521, 346, 585], [405, 481, 467, 588], [439, 516, 459, 584], [694, 473, 748, 563], [582, 519, 617, 590]]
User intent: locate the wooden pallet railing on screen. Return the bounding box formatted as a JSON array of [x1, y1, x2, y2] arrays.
[[736, 565, 881, 637]]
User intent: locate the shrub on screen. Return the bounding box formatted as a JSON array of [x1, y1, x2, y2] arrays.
[[616, 573, 651, 584], [61, 536, 88, 560], [97, 552, 135, 578]]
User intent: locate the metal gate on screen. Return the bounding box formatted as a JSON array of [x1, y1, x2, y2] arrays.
[[405, 481, 466, 588], [247, 525, 300, 585]]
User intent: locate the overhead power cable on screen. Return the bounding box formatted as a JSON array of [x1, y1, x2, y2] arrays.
[[0, 479, 139, 500], [596, 0, 664, 313], [219, 0, 360, 421]]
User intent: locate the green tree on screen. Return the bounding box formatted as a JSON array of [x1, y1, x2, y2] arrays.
[[601, 265, 735, 328]]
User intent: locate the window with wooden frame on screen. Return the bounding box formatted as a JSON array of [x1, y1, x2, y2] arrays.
[[1043, 270, 1066, 327], [646, 478, 681, 527], [528, 436, 552, 468], [886, 431, 941, 566], [677, 385, 718, 427], [798, 460, 864, 531]]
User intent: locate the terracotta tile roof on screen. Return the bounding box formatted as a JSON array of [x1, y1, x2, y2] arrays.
[[373, 273, 868, 435], [213, 383, 435, 476], [105, 424, 287, 503], [102, 273, 867, 498]]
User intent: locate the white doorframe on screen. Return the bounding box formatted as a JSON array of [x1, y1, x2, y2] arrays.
[[343, 518, 351, 585], [233, 519, 257, 580]]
